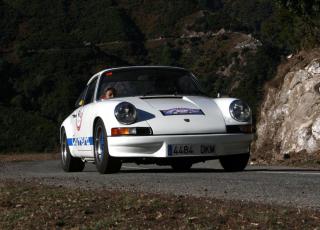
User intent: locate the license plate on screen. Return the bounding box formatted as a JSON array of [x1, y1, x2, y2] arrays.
[[168, 144, 215, 156]]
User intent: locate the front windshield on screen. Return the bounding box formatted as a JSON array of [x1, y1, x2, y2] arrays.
[[97, 68, 204, 99]]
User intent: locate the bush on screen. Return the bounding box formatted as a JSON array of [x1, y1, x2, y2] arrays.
[[0, 1, 20, 46], [232, 45, 281, 119], [0, 106, 57, 152]]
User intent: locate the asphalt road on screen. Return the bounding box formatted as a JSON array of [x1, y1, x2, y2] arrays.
[[1, 160, 320, 209]]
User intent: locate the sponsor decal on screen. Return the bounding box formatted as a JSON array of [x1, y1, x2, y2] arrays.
[[160, 108, 204, 116], [67, 137, 93, 146], [76, 107, 84, 131]]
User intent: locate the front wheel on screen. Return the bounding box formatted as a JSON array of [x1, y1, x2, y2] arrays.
[[61, 128, 85, 172], [94, 119, 122, 174], [219, 153, 250, 172]]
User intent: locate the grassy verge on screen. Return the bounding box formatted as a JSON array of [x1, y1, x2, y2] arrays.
[[0, 180, 319, 229], [0, 153, 59, 162]]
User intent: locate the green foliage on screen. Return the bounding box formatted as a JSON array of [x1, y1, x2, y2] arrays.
[[191, 0, 318, 52], [0, 1, 20, 46], [198, 74, 229, 98], [197, 0, 223, 10], [0, 0, 319, 152], [0, 46, 126, 152], [0, 106, 57, 152], [277, 0, 320, 17], [158, 44, 181, 66], [4, 0, 142, 50], [11, 47, 126, 122], [119, 0, 200, 38], [260, 9, 304, 53], [146, 0, 198, 36], [0, 59, 18, 105], [223, 0, 274, 33], [70, 2, 143, 43], [275, 0, 320, 48], [232, 45, 280, 118]]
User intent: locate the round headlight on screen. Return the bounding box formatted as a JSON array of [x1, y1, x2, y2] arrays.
[[114, 102, 137, 125], [229, 100, 251, 122]]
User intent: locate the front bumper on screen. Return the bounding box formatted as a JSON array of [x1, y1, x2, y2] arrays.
[[108, 133, 253, 158]]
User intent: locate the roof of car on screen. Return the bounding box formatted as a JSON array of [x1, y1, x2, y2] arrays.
[[87, 66, 189, 85]]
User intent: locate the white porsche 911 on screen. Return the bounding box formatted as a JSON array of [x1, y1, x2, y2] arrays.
[[60, 66, 253, 173]]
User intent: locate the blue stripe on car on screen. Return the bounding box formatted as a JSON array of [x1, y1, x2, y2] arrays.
[[67, 137, 93, 146]]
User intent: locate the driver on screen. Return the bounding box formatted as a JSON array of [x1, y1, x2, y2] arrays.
[[100, 87, 116, 100]]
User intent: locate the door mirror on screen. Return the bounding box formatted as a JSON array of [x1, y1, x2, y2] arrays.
[[78, 99, 84, 107], [75, 89, 86, 108], [75, 98, 85, 108]]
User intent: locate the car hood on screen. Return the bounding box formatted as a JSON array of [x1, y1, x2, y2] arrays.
[[121, 96, 226, 135]]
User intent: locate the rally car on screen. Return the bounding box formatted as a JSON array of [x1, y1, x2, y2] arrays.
[[60, 66, 253, 173]]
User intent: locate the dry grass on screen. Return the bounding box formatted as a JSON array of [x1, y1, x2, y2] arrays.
[[0, 153, 59, 162], [0, 180, 319, 229]]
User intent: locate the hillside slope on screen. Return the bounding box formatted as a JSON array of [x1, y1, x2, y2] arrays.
[[0, 0, 318, 152]]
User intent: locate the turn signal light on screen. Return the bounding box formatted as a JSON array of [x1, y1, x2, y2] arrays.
[[111, 128, 131, 136], [111, 127, 153, 136]]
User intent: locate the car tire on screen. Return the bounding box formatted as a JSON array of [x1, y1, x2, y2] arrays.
[[219, 153, 250, 172], [61, 128, 85, 172], [170, 161, 193, 172], [94, 119, 122, 174]]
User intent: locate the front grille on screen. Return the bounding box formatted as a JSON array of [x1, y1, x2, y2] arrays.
[[136, 127, 153, 135]]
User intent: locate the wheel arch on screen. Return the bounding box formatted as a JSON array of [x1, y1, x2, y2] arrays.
[[93, 116, 104, 137], [60, 126, 65, 143]]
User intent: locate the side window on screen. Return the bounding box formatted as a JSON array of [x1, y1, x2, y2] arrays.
[[84, 78, 98, 105]]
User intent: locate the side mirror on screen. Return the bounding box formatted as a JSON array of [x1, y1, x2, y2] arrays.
[[78, 99, 84, 106], [75, 99, 84, 108]]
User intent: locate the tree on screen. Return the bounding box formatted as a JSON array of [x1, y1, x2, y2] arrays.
[[276, 0, 320, 48], [277, 0, 320, 17]]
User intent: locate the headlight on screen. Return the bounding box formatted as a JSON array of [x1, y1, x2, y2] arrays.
[[114, 102, 137, 125], [229, 100, 251, 122]]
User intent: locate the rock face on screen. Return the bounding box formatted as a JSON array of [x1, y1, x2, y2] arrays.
[[252, 49, 320, 163]]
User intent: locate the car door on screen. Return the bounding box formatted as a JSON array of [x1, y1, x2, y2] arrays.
[[67, 87, 86, 157], [73, 77, 98, 156]]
